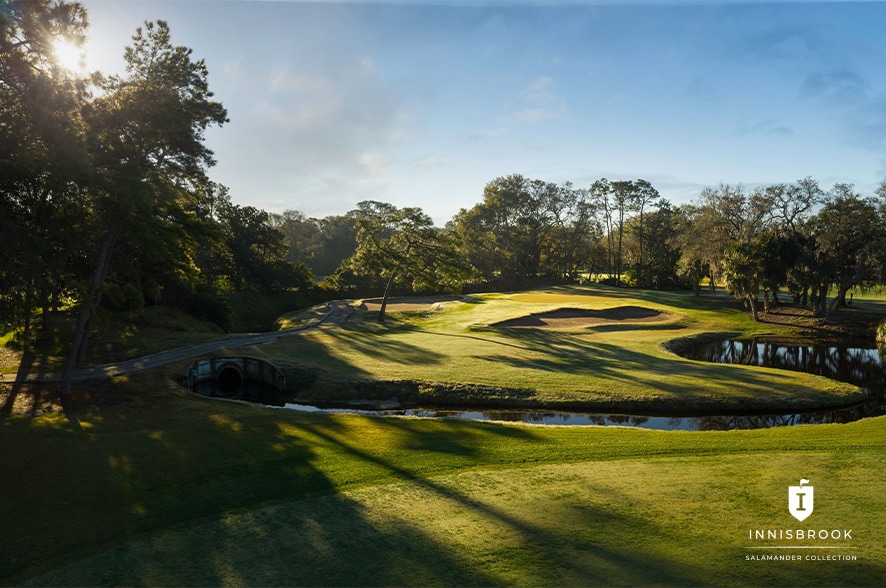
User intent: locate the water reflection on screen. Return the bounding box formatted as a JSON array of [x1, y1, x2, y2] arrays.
[[280, 403, 698, 430], [678, 339, 885, 428], [279, 339, 884, 431], [206, 339, 885, 431], [193, 380, 287, 406]]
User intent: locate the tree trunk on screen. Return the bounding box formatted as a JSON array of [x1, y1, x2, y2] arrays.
[[377, 269, 399, 323], [637, 211, 645, 288], [829, 285, 850, 312], [22, 288, 32, 357], [61, 230, 116, 395], [748, 295, 759, 322]]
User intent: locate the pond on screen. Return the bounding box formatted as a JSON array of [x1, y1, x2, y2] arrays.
[[675, 338, 885, 427], [197, 340, 885, 431]]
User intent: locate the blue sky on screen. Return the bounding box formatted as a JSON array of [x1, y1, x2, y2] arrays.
[[76, 1, 886, 224]]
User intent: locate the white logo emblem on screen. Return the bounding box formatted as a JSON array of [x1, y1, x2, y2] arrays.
[[788, 479, 814, 521]]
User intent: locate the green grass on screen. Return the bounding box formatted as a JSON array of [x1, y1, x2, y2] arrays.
[[1, 378, 883, 586], [244, 285, 866, 413], [2, 284, 884, 585]]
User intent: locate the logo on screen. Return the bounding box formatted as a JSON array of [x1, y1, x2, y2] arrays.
[[788, 479, 814, 522]]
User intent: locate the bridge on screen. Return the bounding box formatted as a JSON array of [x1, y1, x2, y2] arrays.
[[186, 357, 285, 398]]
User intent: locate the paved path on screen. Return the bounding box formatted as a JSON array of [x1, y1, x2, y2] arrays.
[[6, 301, 354, 384]]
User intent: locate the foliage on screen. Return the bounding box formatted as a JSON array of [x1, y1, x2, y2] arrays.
[[187, 285, 233, 331], [722, 239, 766, 320], [272, 210, 360, 278], [589, 178, 662, 286], [0, 0, 93, 351], [1, 6, 322, 382], [454, 175, 599, 287], [335, 201, 473, 321]]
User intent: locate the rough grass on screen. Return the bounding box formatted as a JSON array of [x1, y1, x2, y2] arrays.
[[250, 285, 865, 413], [1, 379, 883, 586]]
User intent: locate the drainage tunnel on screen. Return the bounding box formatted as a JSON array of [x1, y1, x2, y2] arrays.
[[186, 357, 286, 405]]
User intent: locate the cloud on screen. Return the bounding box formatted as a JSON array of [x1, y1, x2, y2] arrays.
[[360, 152, 392, 176], [468, 127, 511, 141], [800, 69, 868, 104], [767, 126, 794, 137], [738, 119, 794, 138], [410, 156, 451, 171], [215, 54, 410, 212], [503, 75, 567, 124]]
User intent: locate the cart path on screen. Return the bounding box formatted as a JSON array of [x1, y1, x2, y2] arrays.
[[6, 301, 354, 384]]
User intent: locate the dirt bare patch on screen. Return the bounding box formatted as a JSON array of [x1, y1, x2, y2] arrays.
[[494, 306, 673, 329], [360, 296, 462, 313]]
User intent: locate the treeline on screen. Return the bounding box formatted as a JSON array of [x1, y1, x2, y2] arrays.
[[275, 172, 886, 325]]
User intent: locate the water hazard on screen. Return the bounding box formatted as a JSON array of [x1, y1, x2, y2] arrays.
[[276, 339, 885, 431]]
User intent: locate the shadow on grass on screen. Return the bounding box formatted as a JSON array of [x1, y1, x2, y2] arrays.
[[322, 317, 448, 366], [3, 404, 500, 585], [472, 328, 838, 410], [0, 352, 60, 415], [9, 392, 885, 586], [535, 284, 746, 314]]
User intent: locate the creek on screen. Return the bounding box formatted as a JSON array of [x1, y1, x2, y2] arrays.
[[198, 339, 885, 431]]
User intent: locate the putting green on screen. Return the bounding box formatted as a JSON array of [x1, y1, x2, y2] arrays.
[[510, 293, 620, 304]]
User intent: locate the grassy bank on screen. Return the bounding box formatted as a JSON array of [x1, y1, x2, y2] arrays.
[[1, 378, 883, 586], [243, 285, 866, 413]]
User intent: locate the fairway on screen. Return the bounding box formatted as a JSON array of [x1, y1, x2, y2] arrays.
[[252, 285, 864, 413]]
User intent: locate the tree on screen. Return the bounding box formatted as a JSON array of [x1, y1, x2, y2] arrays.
[[336, 201, 471, 322], [812, 185, 881, 314], [273, 210, 323, 270], [272, 210, 362, 280], [631, 179, 661, 288], [633, 201, 682, 289], [61, 19, 228, 394], [588, 178, 662, 286], [219, 202, 313, 292], [722, 239, 767, 321], [1, 0, 93, 353], [545, 183, 600, 280], [454, 175, 597, 286], [589, 179, 635, 284]]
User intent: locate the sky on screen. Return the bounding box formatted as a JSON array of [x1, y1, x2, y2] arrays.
[[72, 0, 886, 225]]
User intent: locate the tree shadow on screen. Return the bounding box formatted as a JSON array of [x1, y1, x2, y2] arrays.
[[9, 398, 885, 586], [0, 352, 61, 414], [473, 328, 827, 411]]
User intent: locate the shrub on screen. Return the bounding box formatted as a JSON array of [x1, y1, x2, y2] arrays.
[[188, 287, 233, 332]]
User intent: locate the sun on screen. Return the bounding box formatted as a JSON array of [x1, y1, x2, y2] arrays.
[[52, 38, 86, 71]]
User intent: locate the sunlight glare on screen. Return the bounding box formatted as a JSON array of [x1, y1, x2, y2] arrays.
[[52, 38, 86, 71]]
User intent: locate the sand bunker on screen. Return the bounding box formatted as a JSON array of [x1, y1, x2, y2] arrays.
[[493, 306, 672, 329], [360, 295, 462, 313]]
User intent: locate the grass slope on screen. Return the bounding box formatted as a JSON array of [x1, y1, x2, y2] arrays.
[[251, 285, 863, 413], [1, 382, 884, 586], [2, 285, 884, 586]]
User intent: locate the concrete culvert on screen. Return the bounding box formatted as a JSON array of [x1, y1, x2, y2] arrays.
[[216, 365, 243, 395]]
